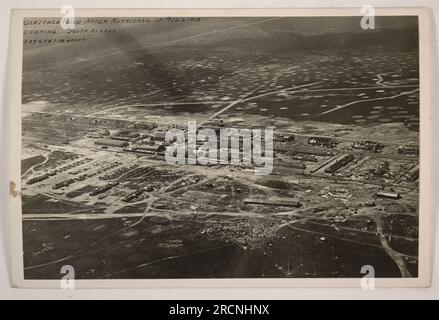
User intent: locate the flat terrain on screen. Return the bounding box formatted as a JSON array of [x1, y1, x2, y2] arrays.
[[21, 17, 419, 279]]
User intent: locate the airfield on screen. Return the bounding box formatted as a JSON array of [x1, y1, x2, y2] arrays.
[[21, 17, 419, 279]]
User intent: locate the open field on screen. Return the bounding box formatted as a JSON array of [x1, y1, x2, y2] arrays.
[[21, 16, 419, 279]]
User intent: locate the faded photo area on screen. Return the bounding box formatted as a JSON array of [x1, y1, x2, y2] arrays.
[[21, 16, 419, 280]]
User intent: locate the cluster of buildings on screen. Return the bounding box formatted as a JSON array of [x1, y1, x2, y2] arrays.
[[122, 189, 143, 202], [92, 124, 168, 156], [398, 142, 419, 155], [308, 137, 338, 148], [27, 158, 90, 185], [89, 182, 118, 196], [324, 154, 355, 173], [352, 140, 384, 153]]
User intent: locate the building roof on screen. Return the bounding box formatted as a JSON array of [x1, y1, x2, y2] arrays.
[[94, 138, 129, 147]]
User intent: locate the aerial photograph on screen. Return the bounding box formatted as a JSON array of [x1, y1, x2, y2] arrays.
[[21, 16, 419, 279]]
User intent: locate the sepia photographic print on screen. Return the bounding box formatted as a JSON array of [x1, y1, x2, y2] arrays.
[[8, 8, 432, 288]]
